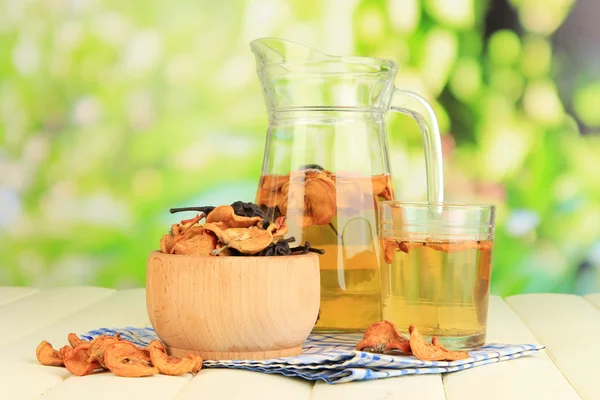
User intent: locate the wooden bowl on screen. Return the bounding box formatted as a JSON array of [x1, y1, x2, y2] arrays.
[[146, 251, 320, 360]]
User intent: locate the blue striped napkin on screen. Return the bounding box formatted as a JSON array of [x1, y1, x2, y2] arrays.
[[81, 327, 545, 384]]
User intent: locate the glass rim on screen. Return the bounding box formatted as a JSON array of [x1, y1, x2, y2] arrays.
[[378, 201, 496, 211]]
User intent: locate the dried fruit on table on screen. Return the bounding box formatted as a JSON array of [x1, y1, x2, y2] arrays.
[[409, 325, 469, 361], [356, 322, 470, 361], [36, 341, 65, 366], [68, 333, 84, 348], [64, 345, 101, 376], [59, 345, 72, 359], [103, 341, 158, 377], [356, 320, 411, 355], [190, 355, 203, 374], [430, 336, 469, 361], [206, 205, 263, 228], [87, 335, 122, 367], [36, 333, 205, 378], [147, 340, 202, 376]]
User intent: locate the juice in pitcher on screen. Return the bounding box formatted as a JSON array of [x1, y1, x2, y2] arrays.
[[257, 168, 394, 331]]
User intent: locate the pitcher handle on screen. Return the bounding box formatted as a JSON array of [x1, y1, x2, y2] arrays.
[[389, 89, 444, 203]]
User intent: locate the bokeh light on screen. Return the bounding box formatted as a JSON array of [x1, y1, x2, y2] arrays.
[[0, 0, 598, 296]]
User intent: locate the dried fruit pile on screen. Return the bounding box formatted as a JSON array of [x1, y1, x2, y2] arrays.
[[356, 320, 469, 361], [161, 201, 324, 257], [256, 166, 394, 228], [36, 333, 202, 377]]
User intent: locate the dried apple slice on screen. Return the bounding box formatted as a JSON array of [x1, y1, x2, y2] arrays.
[[103, 342, 158, 377], [202, 222, 228, 242], [87, 335, 122, 367], [36, 341, 64, 366], [266, 216, 288, 238], [409, 325, 469, 361], [160, 234, 176, 254], [356, 320, 411, 355], [222, 227, 273, 254], [64, 345, 101, 376], [67, 333, 84, 348], [431, 336, 470, 361], [279, 170, 336, 226], [147, 340, 200, 376], [171, 229, 217, 256], [205, 205, 263, 228]]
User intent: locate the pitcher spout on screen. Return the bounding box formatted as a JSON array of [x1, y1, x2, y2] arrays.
[[249, 37, 397, 112], [250, 37, 329, 69]]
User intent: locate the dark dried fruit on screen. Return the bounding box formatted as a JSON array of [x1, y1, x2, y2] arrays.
[[299, 164, 324, 171], [260, 205, 283, 220], [230, 201, 267, 220], [290, 241, 325, 255], [258, 237, 295, 256]]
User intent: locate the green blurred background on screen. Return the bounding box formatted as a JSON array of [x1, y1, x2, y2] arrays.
[[1, 0, 599, 295]]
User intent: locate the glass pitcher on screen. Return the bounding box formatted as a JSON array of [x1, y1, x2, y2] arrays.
[[251, 38, 444, 333]]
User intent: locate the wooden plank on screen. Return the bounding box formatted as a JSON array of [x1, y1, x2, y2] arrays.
[[443, 296, 580, 400], [0, 286, 39, 305], [0, 288, 151, 399], [0, 286, 115, 344], [0, 363, 68, 400], [175, 369, 313, 400], [584, 293, 600, 310], [310, 375, 445, 400], [0, 288, 149, 363], [506, 294, 600, 400], [37, 373, 193, 400]]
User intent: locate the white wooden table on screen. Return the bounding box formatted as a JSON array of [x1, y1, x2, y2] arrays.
[[1, 287, 599, 400]]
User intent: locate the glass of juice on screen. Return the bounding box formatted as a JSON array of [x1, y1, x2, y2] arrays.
[[378, 202, 496, 350]]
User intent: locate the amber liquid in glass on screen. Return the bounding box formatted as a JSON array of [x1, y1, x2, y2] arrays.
[[256, 169, 394, 332], [380, 239, 493, 349]]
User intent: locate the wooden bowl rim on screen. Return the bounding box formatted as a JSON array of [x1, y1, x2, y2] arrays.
[[148, 250, 319, 262]]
